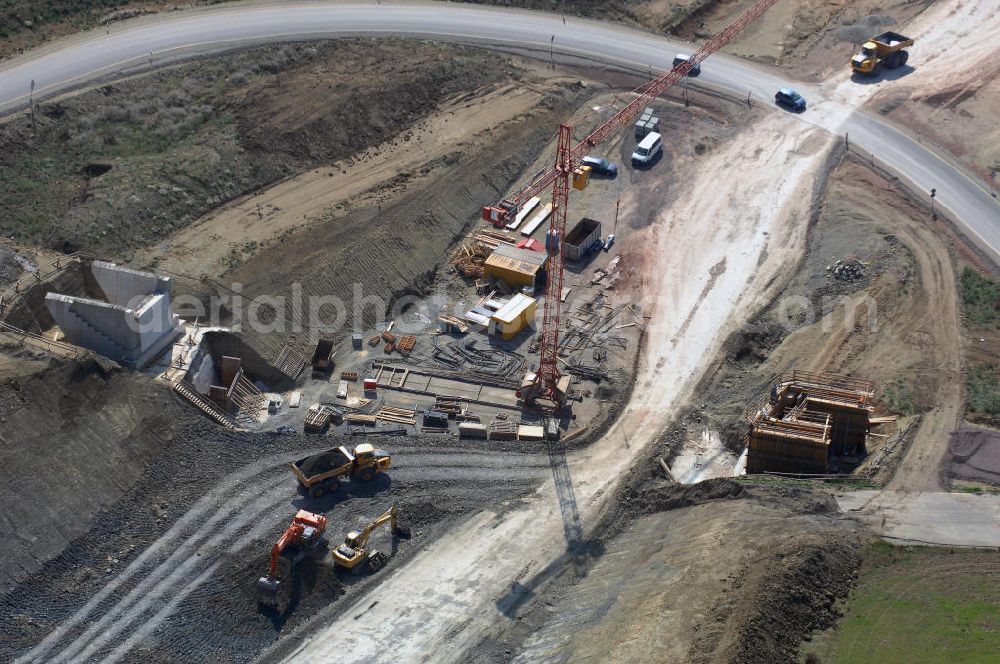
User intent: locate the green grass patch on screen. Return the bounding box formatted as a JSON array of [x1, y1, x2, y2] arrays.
[[805, 542, 1000, 664], [967, 364, 1000, 417], [960, 266, 1000, 328], [951, 482, 1000, 495]]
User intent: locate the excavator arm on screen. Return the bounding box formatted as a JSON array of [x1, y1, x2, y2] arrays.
[[258, 510, 328, 608], [265, 524, 304, 580], [334, 504, 410, 572], [345, 505, 399, 549]]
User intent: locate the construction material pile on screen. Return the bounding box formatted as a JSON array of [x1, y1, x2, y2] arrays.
[[828, 256, 867, 281], [559, 298, 638, 357], [450, 229, 517, 278], [431, 340, 524, 380], [744, 370, 875, 475]]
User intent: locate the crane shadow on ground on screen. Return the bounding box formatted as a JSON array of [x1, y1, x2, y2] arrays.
[[495, 442, 605, 618], [850, 64, 915, 84]]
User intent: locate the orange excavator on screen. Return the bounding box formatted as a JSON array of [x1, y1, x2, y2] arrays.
[[257, 509, 329, 608]]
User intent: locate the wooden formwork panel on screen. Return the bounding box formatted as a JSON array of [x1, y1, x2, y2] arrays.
[[746, 430, 829, 474]]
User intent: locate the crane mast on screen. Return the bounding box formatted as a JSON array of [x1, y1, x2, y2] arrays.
[[504, 0, 784, 409]]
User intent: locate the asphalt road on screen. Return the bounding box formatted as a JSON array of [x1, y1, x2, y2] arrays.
[[0, 2, 997, 263]]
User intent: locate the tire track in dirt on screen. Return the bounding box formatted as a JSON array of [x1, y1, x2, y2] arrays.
[[66, 482, 293, 663], [14, 447, 547, 663], [14, 452, 304, 664]]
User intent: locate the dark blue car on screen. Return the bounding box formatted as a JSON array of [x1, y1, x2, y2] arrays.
[[580, 155, 618, 176], [775, 88, 806, 112]]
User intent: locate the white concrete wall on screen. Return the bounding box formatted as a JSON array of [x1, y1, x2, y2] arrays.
[[91, 260, 171, 307], [45, 262, 182, 368]]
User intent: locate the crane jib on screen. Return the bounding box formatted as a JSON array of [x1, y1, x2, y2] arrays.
[[481, 0, 780, 227]]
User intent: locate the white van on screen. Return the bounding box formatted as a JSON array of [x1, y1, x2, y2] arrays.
[[631, 131, 662, 166]]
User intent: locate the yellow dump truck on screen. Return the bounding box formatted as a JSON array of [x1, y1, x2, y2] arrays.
[[851, 31, 913, 75], [290, 444, 391, 498]]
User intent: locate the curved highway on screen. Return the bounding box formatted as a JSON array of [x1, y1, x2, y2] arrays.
[[0, 2, 997, 262]]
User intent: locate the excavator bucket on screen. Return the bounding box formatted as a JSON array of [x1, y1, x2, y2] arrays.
[[257, 576, 281, 608], [393, 523, 411, 539]]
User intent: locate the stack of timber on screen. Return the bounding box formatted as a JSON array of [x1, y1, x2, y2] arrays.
[[345, 413, 378, 426], [489, 420, 518, 441], [473, 229, 518, 251], [434, 396, 464, 417], [341, 370, 359, 381], [437, 314, 470, 334], [455, 409, 481, 422], [304, 405, 332, 433], [745, 370, 875, 474], [376, 405, 417, 425]]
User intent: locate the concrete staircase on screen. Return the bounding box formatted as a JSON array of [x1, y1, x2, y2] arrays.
[[65, 307, 130, 360]]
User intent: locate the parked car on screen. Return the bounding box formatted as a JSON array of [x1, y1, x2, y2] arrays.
[[580, 155, 618, 176], [672, 54, 701, 77], [631, 131, 662, 167], [775, 87, 806, 111]]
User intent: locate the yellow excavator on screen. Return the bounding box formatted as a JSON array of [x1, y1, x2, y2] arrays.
[[332, 504, 410, 573]]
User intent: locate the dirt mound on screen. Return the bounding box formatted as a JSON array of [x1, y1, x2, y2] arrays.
[[623, 477, 746, 514], [0, 355, 183, 588], [707, 531, 861, 664], [501, 480, 862, 664], [236, 41, 515, 165]]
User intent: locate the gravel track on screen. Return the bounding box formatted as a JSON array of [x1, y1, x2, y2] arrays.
[[9, 445, 549, 663]]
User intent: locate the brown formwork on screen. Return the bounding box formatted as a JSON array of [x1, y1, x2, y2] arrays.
[[745, 370, 875, 471], [746, 416, 830, 474], [804, 397, 871, 456]]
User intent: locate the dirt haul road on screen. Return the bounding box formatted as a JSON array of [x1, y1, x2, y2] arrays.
[[273, 109, 836, 662], [11, 448, 552, 664]]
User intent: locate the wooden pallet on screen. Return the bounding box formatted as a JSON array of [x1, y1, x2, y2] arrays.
[[272, 345, 306, 379]]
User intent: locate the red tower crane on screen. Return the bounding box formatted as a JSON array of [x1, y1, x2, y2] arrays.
[[509, 0, 783, 410]]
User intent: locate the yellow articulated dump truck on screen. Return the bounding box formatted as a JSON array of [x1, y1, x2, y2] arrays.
[[851, 31, 913, 75]]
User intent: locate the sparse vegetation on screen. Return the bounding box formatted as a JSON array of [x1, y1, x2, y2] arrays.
[[883, 378, 917, 415], [960, 266, 1000, 327], [967, 363, 1000, 417], [0, 2, 227, 53], [0, 40, 513, 256]]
